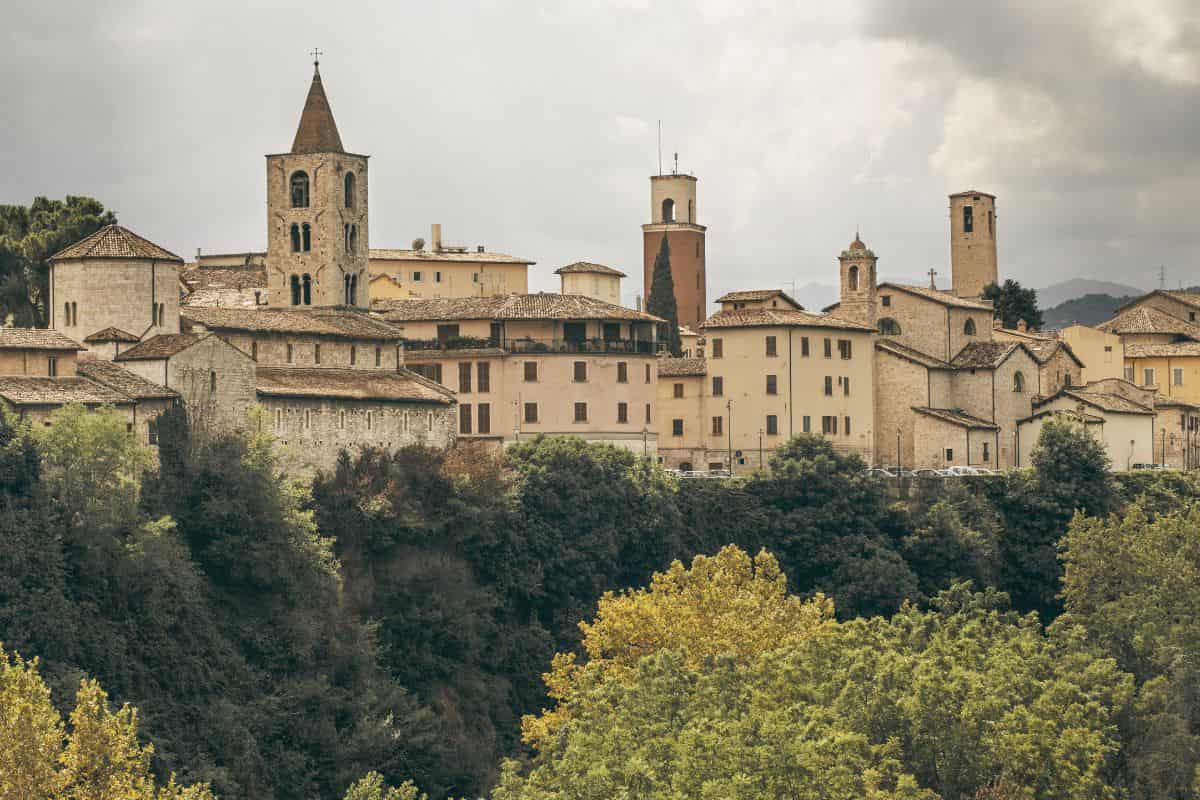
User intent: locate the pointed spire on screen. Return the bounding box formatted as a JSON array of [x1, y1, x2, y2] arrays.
[[291, 59, 344, 154]]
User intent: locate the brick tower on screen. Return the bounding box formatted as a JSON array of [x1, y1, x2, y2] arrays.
[[266, 59, 370, 308], [949, 190, 997, 299], [642, 169, 707, 329]]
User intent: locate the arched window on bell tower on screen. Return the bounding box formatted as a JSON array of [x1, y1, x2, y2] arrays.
[[349, 225, 358, 254], [302, 223, 311, 252], [290, 275, 301, 306], [662, 198, 675, 222], [290, 224, 301, 253], [302, 274, 312, 306], [290, 171, 310, 208], [344, 172, 356, 208], [848, 265, 859, 291]]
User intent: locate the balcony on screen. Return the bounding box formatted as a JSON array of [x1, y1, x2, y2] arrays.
[[402, 337, 661, 355]]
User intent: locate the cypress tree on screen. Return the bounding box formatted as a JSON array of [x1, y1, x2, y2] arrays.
[[647, 234, 682, 356]]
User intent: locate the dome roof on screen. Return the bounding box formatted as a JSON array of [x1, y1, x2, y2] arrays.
[[848, 234, 867, 251]]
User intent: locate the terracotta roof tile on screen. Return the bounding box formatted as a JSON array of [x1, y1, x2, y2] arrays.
[[913, 407, 999, 429], [1039, 389, 1155, 415], [255, 367, 455, 404], [876, 339, 951, 369], [184, 307, 404, 340], [0, 377, 132, 406], [1025, 338, 1083, 366], [1098, 306, 1200, 338], [701, 307, 873, 331], [369, 248, 534, 265], [114, 333, 209, 361], [373, 293, 662, 323], [50, 225, 182, 263], [76, 358, 179, 400], [83, 327, 140, 344], [555, 261, 627, 277], [879, 283, 994, 310], [950, 341, 1024, 369], [1125, 342, 1200, 358], [658, 357, 706, 377], [716, 289, 803, 308], [0, 328, 83, 351]]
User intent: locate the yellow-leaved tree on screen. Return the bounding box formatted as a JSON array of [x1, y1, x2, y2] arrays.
[[521, 545, 835, 747], [0, 645, 216, 800]]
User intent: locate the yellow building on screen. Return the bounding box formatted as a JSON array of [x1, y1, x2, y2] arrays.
[[555, 262, 625, 306], [372, 293, 662, 453], [1020, 383, 1157, 471], [368, 224, 533, 300], [1095, 296, 1200, 403], [1060, 324, 1124, 384]]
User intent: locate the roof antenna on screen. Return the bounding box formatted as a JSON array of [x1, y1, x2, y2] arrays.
[[1159, 265, 1167, 290], [657, 120, 662, 176], [673, 152, 679, 175]]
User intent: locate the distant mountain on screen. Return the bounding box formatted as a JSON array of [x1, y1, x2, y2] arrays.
[[1035, 278, 1146, 310], [1041, 293, 1137, 329]]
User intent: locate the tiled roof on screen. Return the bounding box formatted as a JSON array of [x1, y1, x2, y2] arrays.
[[0, 328, 83, 351], [0, 377, 132, 406], [83, 327, 140, 344], [913, 407, 999, 430], [658, 357, 706, 377], [1098, 306, 1200, 338], [1116, 290, 1200, 314], [1020, 408, 1106, 425], [184, 307, 405, 340], [114, 333, 208, 362], [373, 293, 662, 323], [700, 307, 874, 331], [291, 66, 344, 154], [255, 367, 455, 404], [716, 289, 803, 309], [1025, 338, 1084, 367], [950, 341, 1025, 369], [876, 339, 951, 369], [1045, 389, 1155, 415], [50, 225, 182, 263], [878, 283, 994, 311], [180, 265, 268, 307], [1154, 394, 1200, 410], [76, 358, 179, 400], [555, 261, 626, 277], [949, 189, 997, 199], [369, 248, 534, 265], [1125, 342, 1200, 358]]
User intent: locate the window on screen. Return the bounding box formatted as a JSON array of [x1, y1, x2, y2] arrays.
[[881, 295, 891, 307], [672, 419, 684, 436], [645, 363, 652, 383], [802, 415, 811, 433], [350, 225, 358, 254], [460, 404, 473, 434], [712, 376, 723, 396], [301, 223, 311, 252], [824, 376, 833, 396], [375, 347, 382, 367], [71, 302, 77, 327], [618, 402, 629, 424], [711, 338, 723, 358], [46, 357, 57, 377], [286, 343, 294, 363], [822, 415, 838, 434], [339, 410, 345, 430], [843, 376, 850, 396], [766, 415, 778, 435], [435, 324, 460, 343], [459, 362, 472, 393], [1013, 371, 1025, 393], [148, 419, 159, 446], [945, 448, 954, 461], [673, 382, 684, 398], [844, 416, 851, 435], [645, 403, 652, 424], [251, 341, 258, 361], [824, 338, 832, 358], [1065, 373, 1073, 388], [290, 171, 310, 208], [366, 411, 373, 431], [1174, 368, 1185, 387], [435, 271, 442, 283], [573, 361, 588, 382], [964, 318, 977, 336], [838, 339, 852, 359], [344, 171, 356, 208], [350, 346, 357, 366], [712, 416, 723, 435], [413, 271, 422, 282], [688, 199, 694, 223], [209, 370, 217, 394], [411, 363, 443, 383], [524, 361, 538, 382], [290, 275, 301, 306], [988, 210, 993, 236], [314, 343, 321, 365], [477, 362, 490, 392], [478, 403, 491, 434], [1144, 368, 1156, 386], [303, 409, 311, 430], [574, 402, 588, 423], [983, 442, 990, 462], [847, 265, 859, 291], [524, 402, 538, 423], [801, 336, 810, 357], [963, 205, 973, 233], [766, 374, 777, 395], [302, 273, 312, 305], [662, 197, 675, 222], [878, 318, 901, 335], [1124, 366, 1135, 382], [765, 336, 777, 356], [617, 361, 628, 383]]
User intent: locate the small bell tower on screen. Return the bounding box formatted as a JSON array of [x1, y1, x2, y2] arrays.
[[837, 232, 877, 328]]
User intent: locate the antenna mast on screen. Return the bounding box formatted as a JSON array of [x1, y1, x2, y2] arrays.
[[657, 121, 662, 176], [1160, 265, 1167, 290]]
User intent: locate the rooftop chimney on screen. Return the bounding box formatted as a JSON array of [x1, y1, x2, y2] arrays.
[[431, 224, 443, 253], [477, 245, 485, 253]]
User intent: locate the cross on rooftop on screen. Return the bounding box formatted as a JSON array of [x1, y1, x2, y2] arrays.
[[311, 48, 323, 67], [928, 268, 938, 289]]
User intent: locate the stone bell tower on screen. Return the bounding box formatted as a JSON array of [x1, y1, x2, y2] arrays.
[[266, 58, 370, 308], [837, 233, 877, 328], [949, 190, 997, 299], [642, 163, 707, 329]]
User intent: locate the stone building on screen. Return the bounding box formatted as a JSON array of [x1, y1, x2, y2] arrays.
[[1019, 384, 1156, 471], [949, 190, 998, 299], [642, 169, 707, 330], [369, 225, 534, 300], [556, 262, 625, 306]]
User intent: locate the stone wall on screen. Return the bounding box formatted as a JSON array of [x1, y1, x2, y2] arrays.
[[212, 331, 401, 371], [0, 349, 77, 376], [52, 258, 180, 343], [873, 348, 931, 469], [875, 291, 950, 361]]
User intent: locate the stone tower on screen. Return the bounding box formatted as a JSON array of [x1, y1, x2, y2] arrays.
[[266, 61, 369, 309], [949, 190, 997, 299], [837, 233, 877, 328], [642, 169, 707, 329]]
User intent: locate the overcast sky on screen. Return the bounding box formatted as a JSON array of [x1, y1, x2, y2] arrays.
[[4, 0, 1199, 308]]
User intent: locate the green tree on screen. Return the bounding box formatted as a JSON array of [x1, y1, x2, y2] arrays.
[[646, 234, 681, 356], [343, 772, 428, 800], [0, 196, 116, 326], [983, 279, 1043, 331]]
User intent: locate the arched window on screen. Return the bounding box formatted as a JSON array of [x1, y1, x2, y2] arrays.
[[302, 223, 311, 252], [878, 318, 901, 336], [290, 224, 301, 253], [349, 274, 358, 306], [209, 369, 217, 394], [344, 224, 350, 253], [290, 275, 301, 306], [290, 171, 310, 208], [1013, 371, 1026, 393], [344, 172, 356, 208], [302, 274, 312, 306], [662, 198, 675, 222], [63, 302, 70, 326], [687, 199, 694, 223], [964, 318, 977, 336], [349, 225, 358, 254], [71, 302, 77, 327], [847, 265, 859, 291]]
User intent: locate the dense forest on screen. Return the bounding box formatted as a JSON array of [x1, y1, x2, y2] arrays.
[[1, 402, 1199, 799]]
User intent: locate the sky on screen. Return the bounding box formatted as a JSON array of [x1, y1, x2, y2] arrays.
[[4, 0, 1200, 309]]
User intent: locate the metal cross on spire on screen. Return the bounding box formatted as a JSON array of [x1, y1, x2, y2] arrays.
[[311, 48, 323, 68], [928, 268, 938, 289]]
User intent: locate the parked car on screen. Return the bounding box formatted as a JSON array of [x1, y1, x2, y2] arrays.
[[863, 467, 899, 478]]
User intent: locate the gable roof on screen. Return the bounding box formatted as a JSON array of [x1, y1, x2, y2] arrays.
[[716, 289, 803, 308], [1115, 290, 1200, 314], [555, 262, 626, 277], [658, 357, 706, 377], [291, 65, 344, 154], [876, 339, 952, 370], [255, 367, 455, 404], [878, 283, 993, 311], [1125, 342, 1200, 358], [50, 225, 182, 263], [373, 293, 662, 323], [1036, 388, 1155, 416], [0, 377, 132, 407], [0, 328, 83, 351], [950, 341, 1029, 369], [1098, 305, 1200, 339], [700, 307, 873, 332], [913, 407, 999, 430], [369, 248, 534, 265], [184, 307, 404, 340], [83, 327, 140, 344], [76, 358, 179, 400], [1025, 338, 1084, 367], [114, 333, 210, 362]]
